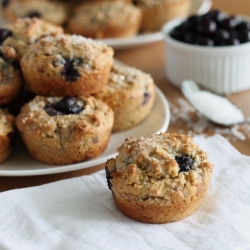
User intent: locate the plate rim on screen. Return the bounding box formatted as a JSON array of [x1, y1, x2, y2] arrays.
[[0, 86, 170, 177]]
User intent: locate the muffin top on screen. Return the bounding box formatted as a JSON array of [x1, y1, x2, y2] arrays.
[[3, 0, 68, 25], [94, 63, 154, 101], [0, 17, 64, 59], [71, 1, 142, 29], [22, 34, 114, 72], [106, 63, 154, 91], [16, 95, 114, 136], [106, 133, 213, 202]]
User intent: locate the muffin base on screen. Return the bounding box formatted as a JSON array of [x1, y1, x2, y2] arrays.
[[20, 125, 112, 165], [112, 178, 209, 224]]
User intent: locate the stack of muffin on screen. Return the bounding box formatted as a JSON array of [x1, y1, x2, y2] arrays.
[[0, 17, 155, 165], [1, 0, 191, 38]]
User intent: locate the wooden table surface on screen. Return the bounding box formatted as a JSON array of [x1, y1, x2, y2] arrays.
[[1, 0, 250, 192]]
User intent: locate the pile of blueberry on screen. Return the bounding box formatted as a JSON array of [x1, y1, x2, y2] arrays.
[[169, 10, 250, 46]]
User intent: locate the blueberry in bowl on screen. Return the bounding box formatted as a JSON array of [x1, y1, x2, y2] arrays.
[[162, 10, 250, 94], [169, 10, 250, 47]]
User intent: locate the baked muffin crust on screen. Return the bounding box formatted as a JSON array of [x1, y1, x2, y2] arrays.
[[106, 133, 214, 223], [0, 17, 64, 60], [20, 34, 114, 96]]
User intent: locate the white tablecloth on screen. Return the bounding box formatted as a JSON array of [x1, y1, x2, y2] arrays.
[[0, 134, 250, 250]]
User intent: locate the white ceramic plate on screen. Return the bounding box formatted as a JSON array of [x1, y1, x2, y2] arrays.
[[0, 86, 170, 176], [98, 0, 212, 49]]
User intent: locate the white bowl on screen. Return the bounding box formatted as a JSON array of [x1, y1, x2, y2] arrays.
[[162, 17, 250, 94]]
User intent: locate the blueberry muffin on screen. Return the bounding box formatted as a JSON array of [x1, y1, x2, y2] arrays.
[[20, 34, 114, 96], [67, 1, 142, 39], [2, 0, 68, 25], [0, 46, 23, 106], [0, 108, 15, 163], [134, 0, 191, 32], [16, 95, 114, 165], [93, 63, 155, 132], [106, 133, 214, 224], [0, 17, 64, 61]]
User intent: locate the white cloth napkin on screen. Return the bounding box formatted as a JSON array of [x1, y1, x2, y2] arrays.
[[0, 134, 250, 250]]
